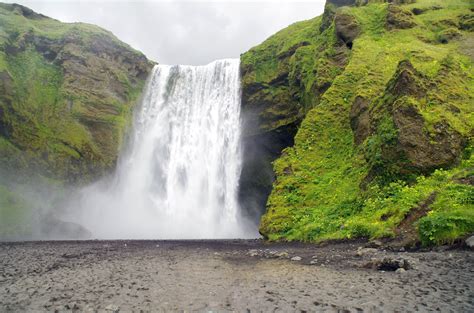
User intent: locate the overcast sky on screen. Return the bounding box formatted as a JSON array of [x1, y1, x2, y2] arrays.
[[5, 0, 325, 65]]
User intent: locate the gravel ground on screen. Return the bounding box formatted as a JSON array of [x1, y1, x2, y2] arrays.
[[0, 240, 473, 312]]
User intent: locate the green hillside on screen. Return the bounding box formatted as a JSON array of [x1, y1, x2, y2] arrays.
[[241, 0, 474, 246]]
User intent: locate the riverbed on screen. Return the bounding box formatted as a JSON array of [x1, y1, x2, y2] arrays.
[[0, 240, 472, 312]]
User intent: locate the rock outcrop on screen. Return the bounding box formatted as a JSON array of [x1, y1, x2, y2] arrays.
[[335, 12, 360, 48]]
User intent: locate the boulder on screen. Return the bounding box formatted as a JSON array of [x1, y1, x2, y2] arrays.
[[367, 61, 465, 177], [363, 257, 412, 271], [466, 236, 474, 249]]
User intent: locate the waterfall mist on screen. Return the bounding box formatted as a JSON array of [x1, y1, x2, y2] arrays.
[[64, 59, 257, 239]]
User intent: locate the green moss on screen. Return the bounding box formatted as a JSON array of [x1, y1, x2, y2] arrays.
[[253, 0, 474, 244]]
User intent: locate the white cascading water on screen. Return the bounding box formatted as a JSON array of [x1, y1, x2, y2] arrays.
[[69, 59, 253, 239]]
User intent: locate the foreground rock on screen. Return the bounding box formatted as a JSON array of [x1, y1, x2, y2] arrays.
[[0, 240, 472, 312]]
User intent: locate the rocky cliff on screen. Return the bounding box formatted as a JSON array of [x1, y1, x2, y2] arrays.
[[240, 0, 474, 245], [0, 3, 154, 183]]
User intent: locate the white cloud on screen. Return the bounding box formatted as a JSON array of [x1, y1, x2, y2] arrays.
[[4, 0, 326, 64]]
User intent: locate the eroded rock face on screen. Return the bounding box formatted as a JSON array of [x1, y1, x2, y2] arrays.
[[239, 59, 301, 221], [394, 109, 464, 173], [335, 13, 361, 47], [386, 5, 417, 30], [350, 96, 370, 145], [362, 61, 466, 179]]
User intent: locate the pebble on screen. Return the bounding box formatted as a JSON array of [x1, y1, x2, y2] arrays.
[[248, 249, 259, 257], [356, 247, 378, 257], [105, 304, 119, 312], [276, 251, 289, 258], [291, 256, 302, 261]]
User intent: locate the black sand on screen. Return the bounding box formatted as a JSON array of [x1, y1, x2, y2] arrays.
[[1, 240, 473, 312]]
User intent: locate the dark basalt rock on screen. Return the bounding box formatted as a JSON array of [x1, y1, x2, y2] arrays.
[[239, 123, 299, 222]]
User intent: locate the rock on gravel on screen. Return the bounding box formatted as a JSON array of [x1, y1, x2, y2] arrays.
[[466, 236, 474, 249], [363, 257, 412, 271]]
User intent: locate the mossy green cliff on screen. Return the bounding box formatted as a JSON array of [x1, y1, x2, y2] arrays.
[[0, 3, 154, 182], [240, 0, 474, 246]]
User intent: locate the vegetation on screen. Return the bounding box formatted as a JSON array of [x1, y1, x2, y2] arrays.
[[242, 0, 474, 245]]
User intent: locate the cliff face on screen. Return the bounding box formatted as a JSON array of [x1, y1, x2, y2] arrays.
[[239, 13, 350, 221], [240, 0, 474, 245], [0, 3, 154, 182]]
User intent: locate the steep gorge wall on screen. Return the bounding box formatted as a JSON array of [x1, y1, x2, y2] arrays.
[[0, 3, 154, 183], [240, 0, 474, 245]]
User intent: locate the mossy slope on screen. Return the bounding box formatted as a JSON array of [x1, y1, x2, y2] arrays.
[[241, 0, 474, 246], [0, 3, 154, 182]]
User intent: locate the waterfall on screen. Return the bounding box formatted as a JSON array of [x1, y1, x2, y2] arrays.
[[69, 59, 253, 239]]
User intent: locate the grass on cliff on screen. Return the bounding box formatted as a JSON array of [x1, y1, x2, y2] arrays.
[[0, 3, 148, 181], [257, 0, 474, 245]]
